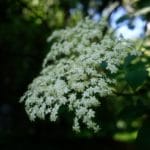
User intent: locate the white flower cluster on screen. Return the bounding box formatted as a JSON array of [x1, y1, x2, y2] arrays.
[[20, 18, 139, 132]]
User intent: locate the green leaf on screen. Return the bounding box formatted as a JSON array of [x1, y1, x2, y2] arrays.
[[114, 131, 138, 142], [124, 55, 137, 68], [125, 63, 148, 89]]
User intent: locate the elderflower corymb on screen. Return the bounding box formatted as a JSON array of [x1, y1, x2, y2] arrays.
[[20, 17, 139, 132]]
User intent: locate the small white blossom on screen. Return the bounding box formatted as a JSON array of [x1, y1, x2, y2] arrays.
[[73, 117, 80, 132], [50, 104, 60, 121], [20, 17, 139, 132]]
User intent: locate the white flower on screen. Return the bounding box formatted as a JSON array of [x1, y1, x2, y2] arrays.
[[20, 17, 139, 132], [73, 117, 80, 132]]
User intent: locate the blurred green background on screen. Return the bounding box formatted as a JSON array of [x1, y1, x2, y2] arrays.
[[0, 0, 150, 149]]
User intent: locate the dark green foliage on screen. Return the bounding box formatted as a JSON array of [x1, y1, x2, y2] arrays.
[[125, 62, 148, 90], [136, 117, 150, 150]]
